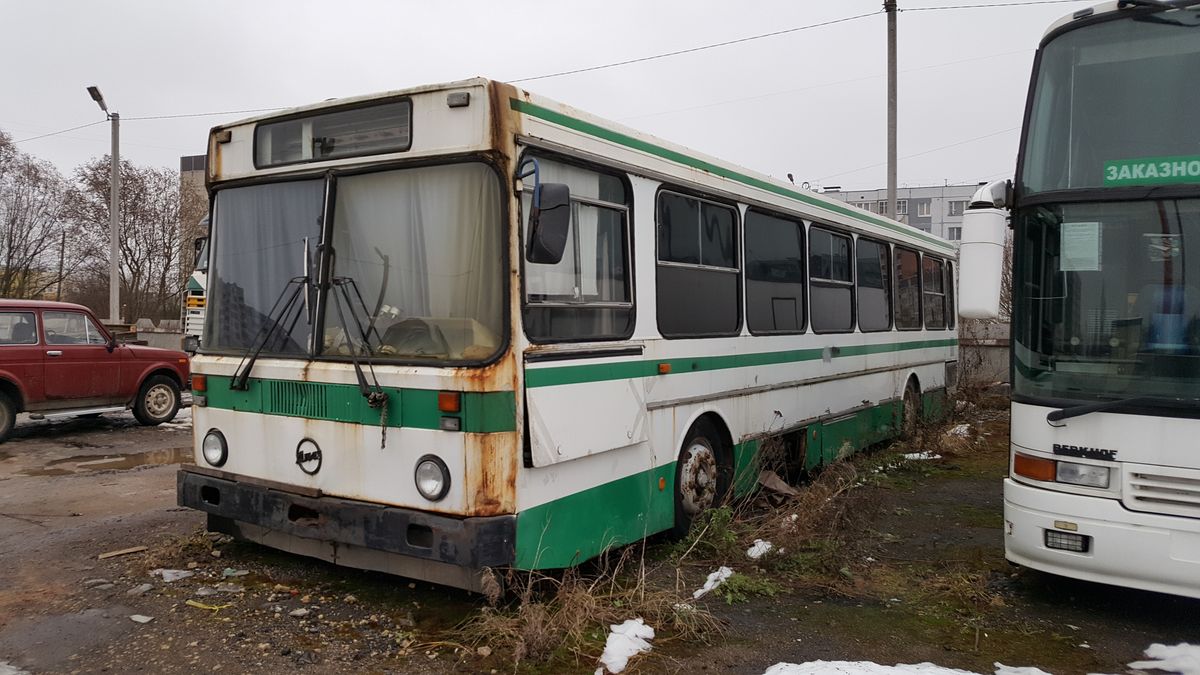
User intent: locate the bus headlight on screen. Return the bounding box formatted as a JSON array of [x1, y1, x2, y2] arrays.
[[202, 429, 228, 467], [414, 455, 450, 501], [1056, 461, 1110, 489]]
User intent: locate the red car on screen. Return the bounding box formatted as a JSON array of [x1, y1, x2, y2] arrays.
[[0, 300, 191, 442]]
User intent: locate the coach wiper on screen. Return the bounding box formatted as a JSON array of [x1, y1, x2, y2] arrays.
[[1047, 395, 1200, 426], [230, 276, 310, 391]]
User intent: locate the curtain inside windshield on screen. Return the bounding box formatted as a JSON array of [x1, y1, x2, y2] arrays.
[[1022, 16, 1200, 193], [207, 180, 323, 354], [1013, 198, 1200, 402], [322, 163, 503, 362]]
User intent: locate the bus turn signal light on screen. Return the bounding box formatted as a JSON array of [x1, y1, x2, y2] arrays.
[[1014, 453, 1056, 482], [192, 374, 207, 392], [438, 391, 461, 413]]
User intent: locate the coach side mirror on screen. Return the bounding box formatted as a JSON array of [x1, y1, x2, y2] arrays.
[[526, 182, 571, 265], [958, 179, 1010, 320]]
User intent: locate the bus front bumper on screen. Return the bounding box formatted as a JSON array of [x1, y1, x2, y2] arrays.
[[1004, 478, 1200, 600], [177, 467, 514, 591]]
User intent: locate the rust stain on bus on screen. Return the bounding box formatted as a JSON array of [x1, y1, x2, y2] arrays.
[[467, 431, 516, 516]]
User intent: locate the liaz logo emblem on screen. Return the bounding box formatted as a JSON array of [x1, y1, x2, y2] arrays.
[[1053, 443, 1116, 462], [296, 439, 322, 475]]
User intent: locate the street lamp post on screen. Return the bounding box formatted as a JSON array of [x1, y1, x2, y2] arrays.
[[87, 86, 121, 324]]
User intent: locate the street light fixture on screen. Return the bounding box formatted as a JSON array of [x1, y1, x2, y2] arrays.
[[87, 86, 120, 324]]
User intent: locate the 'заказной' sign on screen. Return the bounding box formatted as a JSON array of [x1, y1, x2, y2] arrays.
[[1104, 156, 1200, 187]]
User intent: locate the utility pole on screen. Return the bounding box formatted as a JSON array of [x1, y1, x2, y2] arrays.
[[87, 86, 121, 324], [885, 0, 898, 222]]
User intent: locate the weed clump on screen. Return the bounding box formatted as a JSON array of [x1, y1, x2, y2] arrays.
[[459, 550, 720, 669]]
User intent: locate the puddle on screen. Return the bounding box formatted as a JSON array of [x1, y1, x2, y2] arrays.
[[21, 447, 192, 476]]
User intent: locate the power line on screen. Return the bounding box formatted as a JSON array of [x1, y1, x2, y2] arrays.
[[511, 0, 1084, 84], [811, 124, 1017, 180], [509, 11, 882, 83], [124, 107, 284, 121], [13, 120, 106, 144], [619, 48, 1031, 122], [904, 0, 1085, 10]]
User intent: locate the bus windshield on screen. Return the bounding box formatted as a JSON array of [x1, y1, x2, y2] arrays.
[[1013, 198, 1200, 403], [206, 162, 504, 362], [1020, 12, 1200, 194]]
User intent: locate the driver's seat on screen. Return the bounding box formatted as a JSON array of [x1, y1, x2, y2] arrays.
[[11, 319, 35, 344]]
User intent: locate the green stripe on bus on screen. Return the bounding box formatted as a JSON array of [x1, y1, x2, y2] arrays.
[[514, 398, 911, 569], [510, 98, 953, 252], [525, 338, 958, 388], [199, 375, 516, 432]]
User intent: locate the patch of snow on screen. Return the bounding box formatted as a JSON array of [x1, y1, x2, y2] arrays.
[[151, 568, 194, 582], [993, 666, 1053, 675], [760, 662, 1051, 675], [692, 566, 733, 599], [1129, 643, 1200, 675], [947, 424, 971, 437], [0, 662, 30, 675], [747, 539, 774, 559], [763, 662, 978, 674], [594, 618, 655, 674], [903, 451, 942, 461]]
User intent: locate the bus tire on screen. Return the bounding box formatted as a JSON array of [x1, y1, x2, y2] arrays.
[[672, 417, 729, 537], [901, 379, 921, 438], [133, 375, 181, 426], [0, 392, 14, 443]]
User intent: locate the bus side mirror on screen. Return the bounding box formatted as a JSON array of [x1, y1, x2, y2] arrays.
[[958, 180, 1010, 320], [526, 183, 571, 265]]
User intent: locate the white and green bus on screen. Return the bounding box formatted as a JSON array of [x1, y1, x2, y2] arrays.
[[178, 79, 958, 590], [960, 1, 1200, 599]]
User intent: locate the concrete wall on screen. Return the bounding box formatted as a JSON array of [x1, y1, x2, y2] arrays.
[[960, 322, 1009, 385]]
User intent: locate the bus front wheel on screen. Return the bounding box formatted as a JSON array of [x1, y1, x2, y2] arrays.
[[672, 417, 730, 537], [901, 380, 921, 438]]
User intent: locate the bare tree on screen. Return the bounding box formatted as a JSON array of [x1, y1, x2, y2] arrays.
[[0, 129, 77, 299], [65, 157, 184, 321]]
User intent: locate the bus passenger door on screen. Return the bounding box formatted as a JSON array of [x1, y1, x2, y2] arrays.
[[523, 349, 649, 467]]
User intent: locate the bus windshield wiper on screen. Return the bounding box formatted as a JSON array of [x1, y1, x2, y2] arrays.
[[230, 276, 309, 391], [328, 275, 388, 419], [1047, 395, 1200, 425]]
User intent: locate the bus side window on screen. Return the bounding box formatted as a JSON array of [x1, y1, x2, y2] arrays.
[[522, 156, 634, 343], [894, 247, 922, 330]]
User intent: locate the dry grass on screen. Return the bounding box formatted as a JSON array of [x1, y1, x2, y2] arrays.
[[458, 547, 721, 669]]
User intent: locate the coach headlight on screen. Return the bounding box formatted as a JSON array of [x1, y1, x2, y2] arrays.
[[202, 429, 228, 467], [414, 455, 450, 501]]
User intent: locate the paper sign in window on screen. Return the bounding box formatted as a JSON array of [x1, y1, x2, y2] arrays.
[[1060, 222, 1102, 272]]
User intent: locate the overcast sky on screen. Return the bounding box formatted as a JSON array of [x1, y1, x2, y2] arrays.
[[0, 0, 1092, 190]]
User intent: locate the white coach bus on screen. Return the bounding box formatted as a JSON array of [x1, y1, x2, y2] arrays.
[[960, 2, 1200, 598], [178, 79, 958, 590]]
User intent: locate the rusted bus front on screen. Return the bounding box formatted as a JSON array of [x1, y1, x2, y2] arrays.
[[181, 80, 532, 588]]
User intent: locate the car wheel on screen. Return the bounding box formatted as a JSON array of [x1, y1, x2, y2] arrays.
[[0, 392, 14, 443], [672, 417, 730, 538], [133, 375, 180, 426]]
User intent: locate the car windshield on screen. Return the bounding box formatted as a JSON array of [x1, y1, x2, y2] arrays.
[[1020, 11, 1200, 194], [1012, 198, 1200, 403]]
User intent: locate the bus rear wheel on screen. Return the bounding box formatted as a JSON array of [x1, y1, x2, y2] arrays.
[[673, 417, 729, 537]]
